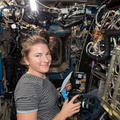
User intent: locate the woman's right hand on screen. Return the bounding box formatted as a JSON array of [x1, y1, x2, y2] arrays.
[[60, 95, 81, 119]]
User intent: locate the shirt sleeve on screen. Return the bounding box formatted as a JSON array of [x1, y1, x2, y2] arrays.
[[14, 83, 39, 113]]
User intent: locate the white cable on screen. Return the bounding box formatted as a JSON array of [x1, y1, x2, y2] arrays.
[[100, 10, 115, 29], [86, 42, 96, 56], [111, 37, 117, 48], [36, 0, 61, 14], [86, 41, 105, 56], [95, 4, 106, 27], [113, 19, 120, 30], [36, 0, 50, 9], [106, 10, 120, 30], [99, 112, 107, 120]]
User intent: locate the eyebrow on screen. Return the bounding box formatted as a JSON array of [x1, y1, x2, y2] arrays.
[[35, 51, 51, 54]]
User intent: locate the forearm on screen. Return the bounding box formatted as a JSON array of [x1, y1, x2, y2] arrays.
[[17, 112, 38, 120]]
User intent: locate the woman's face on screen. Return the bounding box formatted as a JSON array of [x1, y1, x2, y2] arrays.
[[24, 43, 52, 77]]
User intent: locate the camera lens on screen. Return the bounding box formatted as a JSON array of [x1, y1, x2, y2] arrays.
[[81, 97, 95, 113], [68, 89, 95, 113]]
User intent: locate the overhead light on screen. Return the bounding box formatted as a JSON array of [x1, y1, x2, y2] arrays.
[[29, 0, 37, 11]]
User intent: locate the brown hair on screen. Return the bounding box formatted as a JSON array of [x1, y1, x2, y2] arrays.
[[37, 30, 50, 43], [21, 34, 49, 65]]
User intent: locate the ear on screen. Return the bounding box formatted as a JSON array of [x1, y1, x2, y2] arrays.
[[24, 57, 29, 66]]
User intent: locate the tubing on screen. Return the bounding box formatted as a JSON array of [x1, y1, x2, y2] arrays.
[[87, 29, 120, 62]]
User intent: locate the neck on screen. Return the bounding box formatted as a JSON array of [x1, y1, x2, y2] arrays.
[[27, 70, 46, 78]]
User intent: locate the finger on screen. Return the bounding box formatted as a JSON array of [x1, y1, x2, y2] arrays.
[[66, 83, 71, 87], [70, 95, 80, 103], [64, 99, 69, 104], [73, 102, 81, 108], [74, 109, 80, 114]]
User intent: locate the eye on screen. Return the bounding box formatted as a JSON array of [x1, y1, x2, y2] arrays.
[[46, 52, 51, 56], [36, 54, 42, 57]]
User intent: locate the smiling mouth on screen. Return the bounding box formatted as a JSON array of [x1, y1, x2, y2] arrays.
[[41, 65, 49, 67]]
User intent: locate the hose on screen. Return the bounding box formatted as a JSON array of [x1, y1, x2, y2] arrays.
[[87, 29, 120, 62]]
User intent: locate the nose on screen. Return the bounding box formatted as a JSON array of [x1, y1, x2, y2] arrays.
[[43, 55, 50, 62]]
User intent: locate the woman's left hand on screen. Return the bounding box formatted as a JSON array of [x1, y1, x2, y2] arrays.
[[65, 82, 72, 92]]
